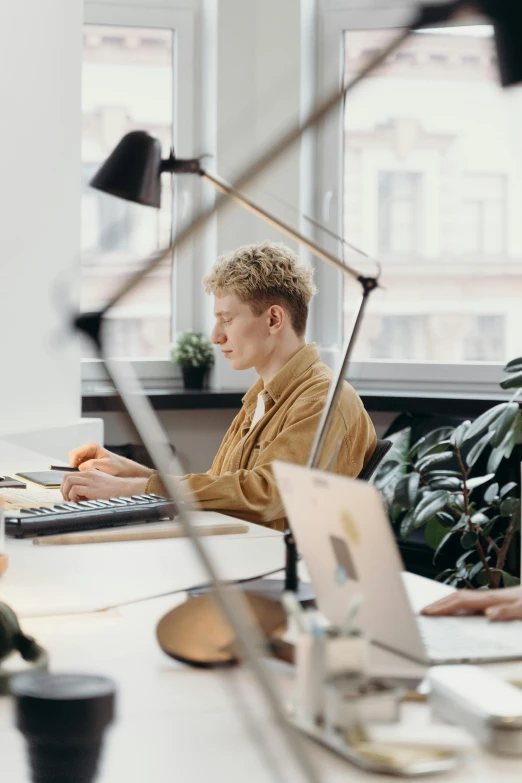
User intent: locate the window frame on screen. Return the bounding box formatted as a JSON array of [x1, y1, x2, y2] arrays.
[[81, 0, 212, 383], [314, 1, 512, 398]]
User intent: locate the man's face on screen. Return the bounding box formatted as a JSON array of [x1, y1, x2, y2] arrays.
[[211, 292, 272, 371]]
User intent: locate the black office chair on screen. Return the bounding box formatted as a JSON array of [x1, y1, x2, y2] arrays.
[[357, 438, 393, 483]]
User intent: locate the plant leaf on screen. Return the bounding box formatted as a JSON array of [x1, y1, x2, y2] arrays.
[[416, 452, 454, 472], [466, 473, 495, 491], [500, 497, 520, 517], [461, 531, 478, 549], [450, 420, 471, 449], [487, 444, 506, 474], [425, 516, 451, 551], [470, 511, 490, 527], [425, 470, 461, 477], [466, 430, 495, 469], [477, 569, 491, 586], [414, 491, 451, 525], [400, 511, 416, 541], [501, 571, 521, 587], [430, 477, 462, 491], [465, 403, 510, 441], [504, 357, 522, 373], [500, 371, 522, 389], [490, 403, 520, 447], [437, 511, 457, 528], [409, 427, 454, 459], [394, 472, 420, 509], [500, 482, 518, 498], [469, 561, 484, 581], [483, 482, 500, 503]]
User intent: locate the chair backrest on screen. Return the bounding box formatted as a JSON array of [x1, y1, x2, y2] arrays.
[[356, 438, 392, 482]]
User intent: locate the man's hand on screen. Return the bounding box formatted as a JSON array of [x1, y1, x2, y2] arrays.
[[61, 470, 148, 502], [68, 442, 153, 479], [422, 587, 522, 622]]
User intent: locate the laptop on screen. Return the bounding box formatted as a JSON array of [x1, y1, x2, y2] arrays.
[[273, 460, 522, 665]]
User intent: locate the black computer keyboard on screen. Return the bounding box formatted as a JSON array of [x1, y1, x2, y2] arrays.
[[4, 494, 177, 538]]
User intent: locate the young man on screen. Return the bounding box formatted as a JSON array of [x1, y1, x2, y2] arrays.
[[62, 241, 376, 530]]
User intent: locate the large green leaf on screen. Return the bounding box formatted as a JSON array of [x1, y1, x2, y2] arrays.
[[450, 420, 471, 449], [500, 482, 518, 498], [470, 511, 490, 527], [430, 477, 462, 491], [504, 357, 522, 373], [416, 452, 454, 472], [466, 473, 495, 491], [461, 531, 478, 549], [400, 511, 416, 541], [425, 517, 450, 550], [502, 421, 522, 462], [477, 569, 491, 586], [437, 511, 457, 528], [425, 469, 461, 477], [483, 482, 500, 503], [500, 497, 520, 517], [465, 403, 510, 441], [414, 491, 451, 525], [490, 403, 520, 447], [409, 427, 454, 459], [500, 371, 522, 389], [487, 421, 522, 473], [502, 571, 521, 587], [394, 472, 421, 509], [469, 561, 485, 582], [466, 430, 495, 469]]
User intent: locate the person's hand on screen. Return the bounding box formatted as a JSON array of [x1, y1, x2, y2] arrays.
[[68, 442, 153, 479], [422, 587, 522, 622], [61, 470, 149, 503]]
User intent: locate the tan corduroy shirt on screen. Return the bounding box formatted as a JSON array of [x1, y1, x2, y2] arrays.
[[146, 343, 376, 530]]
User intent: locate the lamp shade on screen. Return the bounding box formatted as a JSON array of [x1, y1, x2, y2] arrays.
[[489, 3, 522, 88], [90, 131, 162, 208]]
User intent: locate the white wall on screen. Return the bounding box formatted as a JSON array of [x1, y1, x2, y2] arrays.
[[0, 0, 83, 438]]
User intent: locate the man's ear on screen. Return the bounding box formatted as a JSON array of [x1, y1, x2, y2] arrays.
[[268, 305, 285, 332]]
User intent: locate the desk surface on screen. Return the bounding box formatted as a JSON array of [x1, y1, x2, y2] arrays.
[[1, 442, 522, 782], [0, 440, 282, 617]]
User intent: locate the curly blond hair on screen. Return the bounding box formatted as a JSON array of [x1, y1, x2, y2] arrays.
[[203, 241, 317, 336]]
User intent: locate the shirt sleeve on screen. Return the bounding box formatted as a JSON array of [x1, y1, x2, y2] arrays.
[[146, 396, 373, 525]]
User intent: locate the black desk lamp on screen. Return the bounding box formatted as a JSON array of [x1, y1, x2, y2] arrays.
[[76, 0, 522, 774]]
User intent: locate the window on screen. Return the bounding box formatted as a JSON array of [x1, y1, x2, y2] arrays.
[[461, 174, 506, 255], [339, 24, 520, 368], [378, 172, 422, 255], [81, 24, 174, 359]]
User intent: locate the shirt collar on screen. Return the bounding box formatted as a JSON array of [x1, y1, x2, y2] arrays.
[[242, 343, 319, 413]]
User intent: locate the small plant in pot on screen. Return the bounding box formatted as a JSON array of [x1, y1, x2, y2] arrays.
[[172, 331, 214, 390], [373, 357, 522, 590]]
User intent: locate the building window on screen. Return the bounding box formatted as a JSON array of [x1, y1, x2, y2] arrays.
[[378, 172, 422, 255], [461, 174, 506, 255], [463, 315, 505, 362], [81, 24, 174, 359]]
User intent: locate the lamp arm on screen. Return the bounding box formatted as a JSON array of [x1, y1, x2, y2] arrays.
[[199, 170, 367, 283], [307, 278, 376, 470]]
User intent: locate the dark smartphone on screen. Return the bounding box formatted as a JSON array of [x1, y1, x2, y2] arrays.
[[15, 471, 70, 489]]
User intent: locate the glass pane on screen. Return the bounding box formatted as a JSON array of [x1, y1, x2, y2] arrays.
[[81, 25, 174, 358], [343, 26, 521, 363]]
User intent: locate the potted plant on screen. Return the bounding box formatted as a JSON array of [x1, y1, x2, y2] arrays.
[[171, 331, 214, 390], [373, 358, 522, 589]]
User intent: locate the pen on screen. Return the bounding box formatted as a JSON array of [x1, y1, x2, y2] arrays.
[[48, 465, 80, 472]]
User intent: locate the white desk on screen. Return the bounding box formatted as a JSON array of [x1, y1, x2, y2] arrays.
[[1, 443, 522, 782], [0, 440, 283, 617]]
